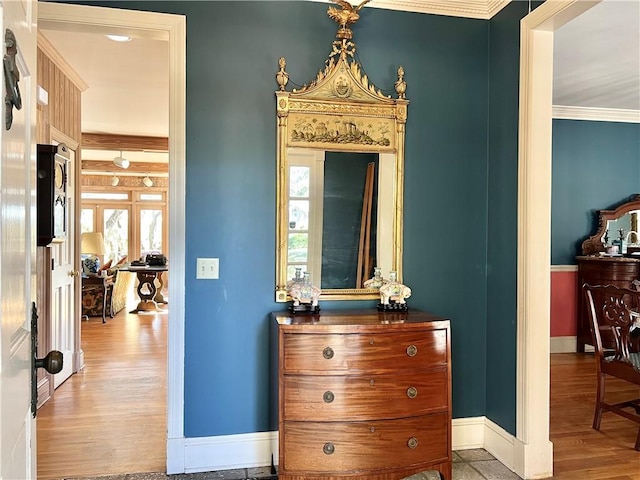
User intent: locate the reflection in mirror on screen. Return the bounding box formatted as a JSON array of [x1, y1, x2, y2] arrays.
[[285, 149, 396, 290], [605, 211, 639, 243], [582, 194, 640, 255]]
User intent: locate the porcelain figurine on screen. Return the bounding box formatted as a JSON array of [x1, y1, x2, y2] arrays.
[[378, 271, 411, 311], [288, 271, 321, 313]]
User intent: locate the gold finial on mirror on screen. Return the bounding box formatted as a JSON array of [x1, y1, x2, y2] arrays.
[[395, 66, 407, 99], [327, 0, 371, 58], [276, 57, 289, 91], [327, 0, 371, 37]]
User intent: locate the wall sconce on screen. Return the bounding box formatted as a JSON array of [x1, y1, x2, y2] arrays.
[[111, 173, 120, 186], [113, 151, 130, 169], [142, 175, 154, 187]]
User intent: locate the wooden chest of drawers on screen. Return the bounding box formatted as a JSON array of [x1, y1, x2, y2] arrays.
[[270, 309, 452, 480]]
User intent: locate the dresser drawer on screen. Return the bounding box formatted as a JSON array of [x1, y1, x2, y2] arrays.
[[282, 329, 447, 373], [283, 369, 448, 421], [282, 413, 449, 473], [579, 261, 639, 282]]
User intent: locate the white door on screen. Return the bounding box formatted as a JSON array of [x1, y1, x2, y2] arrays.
[[50, 146, 76, 387], [0, 0, 38, 478]]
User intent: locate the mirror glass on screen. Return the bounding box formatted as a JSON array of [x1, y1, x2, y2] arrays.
[[285, 149, 397, 290], [604, 211, 639, 245], [582, 195, 640, 255]]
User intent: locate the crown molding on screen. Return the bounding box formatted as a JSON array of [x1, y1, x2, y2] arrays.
[[552, 105, 640, 123], [37, 31, 89, 91], [310, 0, 511, 19], [369, 0, 510, 19]]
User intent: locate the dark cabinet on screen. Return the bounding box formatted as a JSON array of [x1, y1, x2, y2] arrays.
[[576, 256, 640, 352]]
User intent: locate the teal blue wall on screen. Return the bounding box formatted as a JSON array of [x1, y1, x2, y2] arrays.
[[54, 0, 531, 439], [551, 120, 640, 265], [485, 1, 531, 434]]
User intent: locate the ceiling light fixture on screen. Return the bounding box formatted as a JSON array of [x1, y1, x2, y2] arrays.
[[142, 175, 154, 188], [113, 151, 130, 169], [111, 173, 120, 187], [106, 34, 132, 43]]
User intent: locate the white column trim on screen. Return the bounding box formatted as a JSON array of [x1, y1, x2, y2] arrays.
[[516, 1, 600, 478]]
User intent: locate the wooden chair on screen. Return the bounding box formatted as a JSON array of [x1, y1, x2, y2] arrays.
[[583, 283, 640, 450]]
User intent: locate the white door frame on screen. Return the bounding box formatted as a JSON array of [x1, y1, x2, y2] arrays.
[[37, 3, 187, 473], [516, 1, 600, 478]]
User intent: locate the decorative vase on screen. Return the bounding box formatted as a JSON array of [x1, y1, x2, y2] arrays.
[[82, 255, 101, 274]]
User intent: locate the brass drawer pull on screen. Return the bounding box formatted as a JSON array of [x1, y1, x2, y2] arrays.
[[323, 442, 335, 455], [407, 437, 418, 449], [323, 391, 335, 403], [406, 386, 417, 399], [323, 347, 334, 359], [406, 345, 417, 357]]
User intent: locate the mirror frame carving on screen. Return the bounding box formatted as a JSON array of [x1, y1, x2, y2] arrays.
[[274, 12, 409, 302], [581, 194, 640, 255]]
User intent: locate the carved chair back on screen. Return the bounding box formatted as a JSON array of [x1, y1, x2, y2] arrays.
[[583, 283, 640, 450]]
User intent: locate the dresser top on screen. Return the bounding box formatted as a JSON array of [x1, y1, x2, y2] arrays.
[[271, 309, 449, 331], [577, 255, 640, 263]]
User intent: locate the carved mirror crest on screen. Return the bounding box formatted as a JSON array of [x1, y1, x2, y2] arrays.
[[275, 0, 409, 301]]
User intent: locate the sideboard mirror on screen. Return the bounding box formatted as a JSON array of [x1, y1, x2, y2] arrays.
[[274, 2, 408, 301], [581, 194, 640, 255]]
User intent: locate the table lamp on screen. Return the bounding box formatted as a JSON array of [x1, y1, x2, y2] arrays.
[[81, 232, 105, 274]]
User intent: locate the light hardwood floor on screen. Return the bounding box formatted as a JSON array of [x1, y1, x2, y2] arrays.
[[549, 353, 639, 479], [36, 307, 167, 480], [36, 312, 639, 480]]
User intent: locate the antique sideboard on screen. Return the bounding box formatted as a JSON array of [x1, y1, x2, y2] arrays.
[[576, 256, 640, 352]]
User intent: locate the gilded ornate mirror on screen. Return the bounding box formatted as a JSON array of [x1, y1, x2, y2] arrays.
[[274, 0, 409, 301]]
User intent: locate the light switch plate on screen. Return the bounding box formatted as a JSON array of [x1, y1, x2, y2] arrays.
[[196, 258, 219, 279]]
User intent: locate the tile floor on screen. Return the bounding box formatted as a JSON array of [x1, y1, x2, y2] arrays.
[[65, 449, 523, 480]]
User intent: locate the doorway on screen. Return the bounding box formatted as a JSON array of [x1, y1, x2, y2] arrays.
[[36, 3, 186, 476]]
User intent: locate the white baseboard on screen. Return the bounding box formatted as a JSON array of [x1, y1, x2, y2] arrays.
[[182, 431, 277, 474], [177, 416, 514, 474], [483, 418, 516, 472], [452, 416, 485, 449], [550, 336, 576, 353]]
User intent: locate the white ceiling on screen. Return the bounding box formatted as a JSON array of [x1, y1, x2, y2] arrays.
[[39, 0, 639, 146], [553, 0, 639, 111]]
